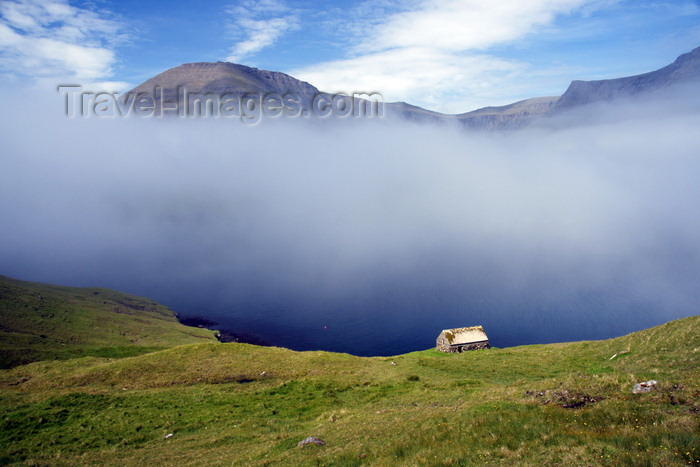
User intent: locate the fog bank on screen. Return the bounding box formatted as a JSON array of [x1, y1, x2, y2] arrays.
[[1, 85, 699, 354]]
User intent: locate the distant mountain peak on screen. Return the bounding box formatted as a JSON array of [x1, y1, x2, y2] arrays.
[[128, 61, 319, 103]]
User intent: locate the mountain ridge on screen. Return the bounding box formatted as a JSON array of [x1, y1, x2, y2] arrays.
[[127, 46, 700, 129], [555, 46, 700, 110]]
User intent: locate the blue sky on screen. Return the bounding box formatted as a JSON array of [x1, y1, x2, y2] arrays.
[[0, 0, 698, 112]]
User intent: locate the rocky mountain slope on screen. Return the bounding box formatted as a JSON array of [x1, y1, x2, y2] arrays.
[[128, 61, 320, 111], [555, 46, 700, 110]]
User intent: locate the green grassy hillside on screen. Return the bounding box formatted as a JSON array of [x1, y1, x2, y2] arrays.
[[0, 300, 697, 465], [0, 275, 218, 368]]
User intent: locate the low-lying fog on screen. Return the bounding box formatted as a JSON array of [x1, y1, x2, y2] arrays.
[[1, 85, 699, 355]]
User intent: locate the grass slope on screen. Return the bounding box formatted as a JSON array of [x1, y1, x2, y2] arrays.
[[0, 275, 218, 368], [0, 312, 697, 466]]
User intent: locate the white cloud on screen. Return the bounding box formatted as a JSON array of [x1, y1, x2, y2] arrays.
[[226, 0, 299, 63], [0, 0, 128, 83], [361, 0, 585, 53], [292, 0, 598, 112], [292, 47, 525, 112]]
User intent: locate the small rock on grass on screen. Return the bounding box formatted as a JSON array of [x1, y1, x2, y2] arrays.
[[298, 436, 326, 447], [633, 380, 658, 394]]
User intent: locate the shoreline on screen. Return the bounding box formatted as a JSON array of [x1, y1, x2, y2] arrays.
[[176, 315, 270, 346]]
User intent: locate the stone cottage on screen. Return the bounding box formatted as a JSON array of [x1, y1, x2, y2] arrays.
[[436, 326, 490, 353]]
